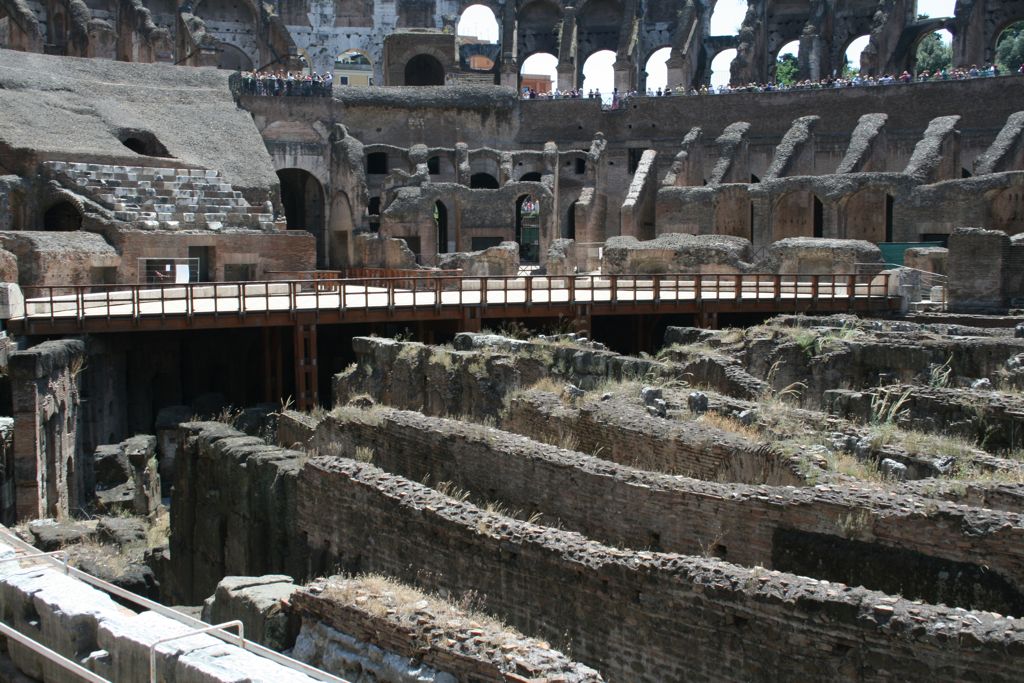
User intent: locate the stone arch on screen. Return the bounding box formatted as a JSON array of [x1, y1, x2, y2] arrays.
[[43, 201, 82, 231], [840, 187, 891, 243], [581, 49, 615, 97], [470, 173, 500, 189], [217, 42, 253, 70], [520, 171, 543, 181], [706, 47, 736, 87], [772, 190, 824, 241], [334, 48, 374, 86], [277, 168, 326, 267], [404, 54, 446, 85], [642, 45, 671, 92], [993, 19, 1024, 69], [457, 4, 499, 42], [902, 23, 954, 74], [519, 51, 558, 92]]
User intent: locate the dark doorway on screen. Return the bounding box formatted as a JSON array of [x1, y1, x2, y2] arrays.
[[366, 152, 388, 174], [516, 194, 541, 263], [368, 196, 381, 232], [470, 173, 499, 189], [565, 202, 577, 239], [813, 196, 824, 238], [884, 194, 894, 243], [435, 201, 449, 254], [188, 246, 212, 281], [404, 54, 445, 85], [427, 156, 441, 175], [118, 129, 171, 157], [277, 169, 326, 268], [43, 201, 82, 231], [520, 171, 542, 182]]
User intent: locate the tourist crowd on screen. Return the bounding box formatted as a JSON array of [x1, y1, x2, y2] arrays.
[[521, 62, 1024, 108], [239, 70, 333, 97]]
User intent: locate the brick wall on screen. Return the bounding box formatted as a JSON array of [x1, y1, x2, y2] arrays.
[[300, 408, 1024, 614], [297, 455, 1024, 683]]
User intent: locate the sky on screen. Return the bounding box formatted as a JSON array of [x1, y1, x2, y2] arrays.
[[457, 0, 958, 93]]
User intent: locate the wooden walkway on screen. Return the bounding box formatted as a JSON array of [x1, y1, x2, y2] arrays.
[[8, 272, 900, 336]]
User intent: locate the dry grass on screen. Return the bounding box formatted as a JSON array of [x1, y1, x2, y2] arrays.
[[696, 413, 761, 441], [320, 573, 520, 636]]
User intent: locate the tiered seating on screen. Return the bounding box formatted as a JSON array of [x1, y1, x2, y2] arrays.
[[44, 161, 276, 231]]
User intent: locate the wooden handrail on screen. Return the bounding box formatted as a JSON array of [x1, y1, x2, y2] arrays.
[[17, 272, 897, 322]]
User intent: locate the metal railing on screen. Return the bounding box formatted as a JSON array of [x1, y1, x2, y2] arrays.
[[17, 272, 894, 323], [0, 527, 345, 683]]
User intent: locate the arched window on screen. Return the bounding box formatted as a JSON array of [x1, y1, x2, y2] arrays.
[[644, 47, 671, 92], [844, 35, 871, 76], [582, 50, 615, 102], [709, 49, 736, 88], [43, 201, 82, 231], [913, 30, 952, 76], [404, 54, 445, 85], [457, 5, 499, 42], [470, 173, 499, 189], [775, 40, 799, 84], [995, 21, 1024, 73], [334, 49, 374, 86], [520, 52, 557, 93]]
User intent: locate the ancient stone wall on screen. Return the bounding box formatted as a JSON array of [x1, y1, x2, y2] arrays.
[[168, 422, 309, 604], [948, 227, 1013, 311], [296, 455, 1024, 683], [9, 339, 86, 520], [289, 406, 1024, 614], [291, 576, 604, 683]]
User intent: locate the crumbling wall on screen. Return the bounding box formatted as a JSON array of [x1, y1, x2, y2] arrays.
[[947, 227, 1012, 311], [601, 233, 754, 275], [292, 576, 603, 683], [619, 149, 657, 239], [10, 339, 86, 521], [297, 456, 1024, 683], [168, 422, 309, 604]]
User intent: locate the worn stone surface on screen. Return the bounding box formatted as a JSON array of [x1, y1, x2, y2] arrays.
[[202, 575, 301, 651], [292, 575, 603, 683]]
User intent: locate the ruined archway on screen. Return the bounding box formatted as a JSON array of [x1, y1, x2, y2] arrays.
[[772, 190, 823, 241], [470, 173, 499, 189], [911, 29, 952, 76], [516, 194, 541, 263], [43, 201, 82, 231], [520, 171, 542, 182], [774, 40, 799, 84], [841, 188, 890, 243], [404, 54, 445, 85], [277, 169, 326, 268], [216, 43, 253, 71]]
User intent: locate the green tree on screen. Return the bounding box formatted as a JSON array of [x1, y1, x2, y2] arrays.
[[776, 52, 798, 85], [996, 22, 1024, 72], [915, 32, 951, 73]]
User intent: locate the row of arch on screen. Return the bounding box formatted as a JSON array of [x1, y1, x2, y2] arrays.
[[451, 1, 1023, 90]]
